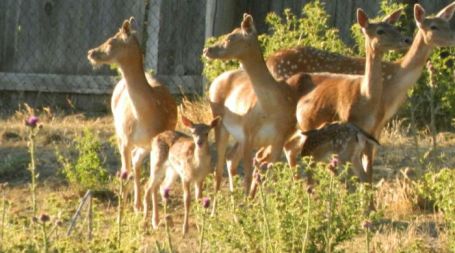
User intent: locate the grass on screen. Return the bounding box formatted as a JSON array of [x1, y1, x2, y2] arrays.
[[0, 101, 454, 252]]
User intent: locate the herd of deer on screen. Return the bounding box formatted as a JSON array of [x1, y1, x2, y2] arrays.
[[87, 2, 455, 235]]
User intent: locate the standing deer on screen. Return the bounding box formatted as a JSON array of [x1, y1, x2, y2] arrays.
[[204, 14, 298, 195], [293, 2, 455, 184], [218, 8, 408, 189], [87, 17, 178, 212], [143, 116, 220, 235]]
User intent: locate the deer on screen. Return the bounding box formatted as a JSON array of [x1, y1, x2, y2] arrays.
[[204, 14, 299, 196], [219, 8, 408, 189], [87, 17, 178, 212], [143, 116, 220, 235], [292, 2, 455, 185]]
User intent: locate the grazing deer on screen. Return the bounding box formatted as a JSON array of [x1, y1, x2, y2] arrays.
[[143, 116, 220, 235], [87, 17, 178, 212], [204, 14, 298, 195], [294, 3, 455, 184], [224, 8, 408, 185]]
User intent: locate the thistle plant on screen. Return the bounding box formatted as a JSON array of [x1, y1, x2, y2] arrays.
[[32, 213, 51, 253], [363, 220, 372, 253], [117, 170, 128, 249], [25, 115, 41, 216], [0, 183, 8, 252], [199, 197, 210, 253]]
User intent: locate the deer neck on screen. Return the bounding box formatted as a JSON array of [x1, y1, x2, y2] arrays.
[[239, 43, 284, 109], [393, 31, 433, 93], [360, 42, 383, 106], [117, 54, 153, 118], [194, 143, 209, 165]]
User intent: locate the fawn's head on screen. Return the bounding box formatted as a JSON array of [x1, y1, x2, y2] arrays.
[[182, 116, 221, 148], [204, 14, 258, 61], [87, 17, 141, 66], [414, 2, 455, 47], [357, 8, 411, 54]]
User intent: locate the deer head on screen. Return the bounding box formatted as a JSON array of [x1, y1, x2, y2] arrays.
[[414, 2, 455, 47], [87, 17, 141, 66], [357, 8, 411, 53], [203, 14, 259, 61], [182, 116, 221, 148]]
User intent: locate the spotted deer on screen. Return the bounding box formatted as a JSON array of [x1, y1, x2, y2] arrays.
[[143, 116, 220, 235], [293, 2, 455, 184], [300, 122, 380, 180], [204, 14, 298, 195], [87, 17, 178, 212], [223, 8, 408, 187]]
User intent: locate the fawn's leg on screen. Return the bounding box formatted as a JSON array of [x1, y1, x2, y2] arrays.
[[132, 148, 147, 212], [195, 180, 203, 200], [182, 181, 191, 235]]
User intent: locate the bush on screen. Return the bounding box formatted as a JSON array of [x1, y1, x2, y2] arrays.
[[416, 168, 455, 249], [56, 128, 109, 191], [203, 161, 373, 252]]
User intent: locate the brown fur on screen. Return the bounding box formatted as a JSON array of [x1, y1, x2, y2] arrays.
[[143, 117, 220, 235], [204, 14, 298, 195], [87, 17, 177, 212]]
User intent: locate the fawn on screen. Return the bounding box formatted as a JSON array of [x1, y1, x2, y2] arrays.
[[293, 3, 455, 184], [143, 116, 221, 235], [204, 14, 298, 196], [87, 17, 178, 212], [300, 122, 380, 181], [217, 8, 407, 190]]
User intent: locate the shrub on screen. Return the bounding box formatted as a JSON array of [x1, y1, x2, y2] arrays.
[[56, 128, 109, 191], [203, 161, 373, 252], [416, 168, 455, 249]]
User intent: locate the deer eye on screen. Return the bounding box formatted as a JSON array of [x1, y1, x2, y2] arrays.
[[430, 25, 438, 30], [376, 29, 385, 35]]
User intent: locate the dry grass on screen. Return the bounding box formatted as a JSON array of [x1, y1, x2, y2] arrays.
[[1, 100, 455, 252]]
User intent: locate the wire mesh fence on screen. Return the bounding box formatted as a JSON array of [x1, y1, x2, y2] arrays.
[[0, 0, 205, 100]]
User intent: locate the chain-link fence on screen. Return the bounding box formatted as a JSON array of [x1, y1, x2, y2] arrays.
[[0, 0, 206, 111]]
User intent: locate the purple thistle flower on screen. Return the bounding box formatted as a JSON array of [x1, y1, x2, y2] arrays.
[[202, 197, 210, 209], [39, 213, 50, 223], [163, 188, 170, 200], [362, 220, 372, 230], [330, 155, 339, 168], [25, 116, 39, 128], [120, 170, 128, 180]]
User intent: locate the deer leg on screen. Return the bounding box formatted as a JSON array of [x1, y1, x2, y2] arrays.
[[143, 148, 167, 229], [119, 142, 132, 177], [195, 180, 203, 200], [132, 148, 147, 212], [284, 133, 304, 168], [226, 142, 242, 192], [182, 180, 191, 235], [214, 125, 229, 191], [242, 142, 254, 196]]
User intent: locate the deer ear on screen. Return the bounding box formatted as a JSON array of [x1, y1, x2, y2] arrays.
[[357, 8, 369, 29], [121, 19, 131, 35], [210, 116, 221, 128], [241, 13, 257, 34], [436, 1, 455, 21], [383, 8, 403, 24], [414, 4, 426, 28], [181, 116, 194, 128]]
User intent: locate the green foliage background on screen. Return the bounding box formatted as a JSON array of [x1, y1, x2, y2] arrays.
[[203, 0, 455, 129]]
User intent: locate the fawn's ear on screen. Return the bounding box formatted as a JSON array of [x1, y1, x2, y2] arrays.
[[241, 13, 257, 34], [383, 8, 403, 24], [414, 4, 426, 28], [357, 8, 369, 29], [210, 116, 221, 128], [436, 1, 455, 21], [181, 116, 194, 128]]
